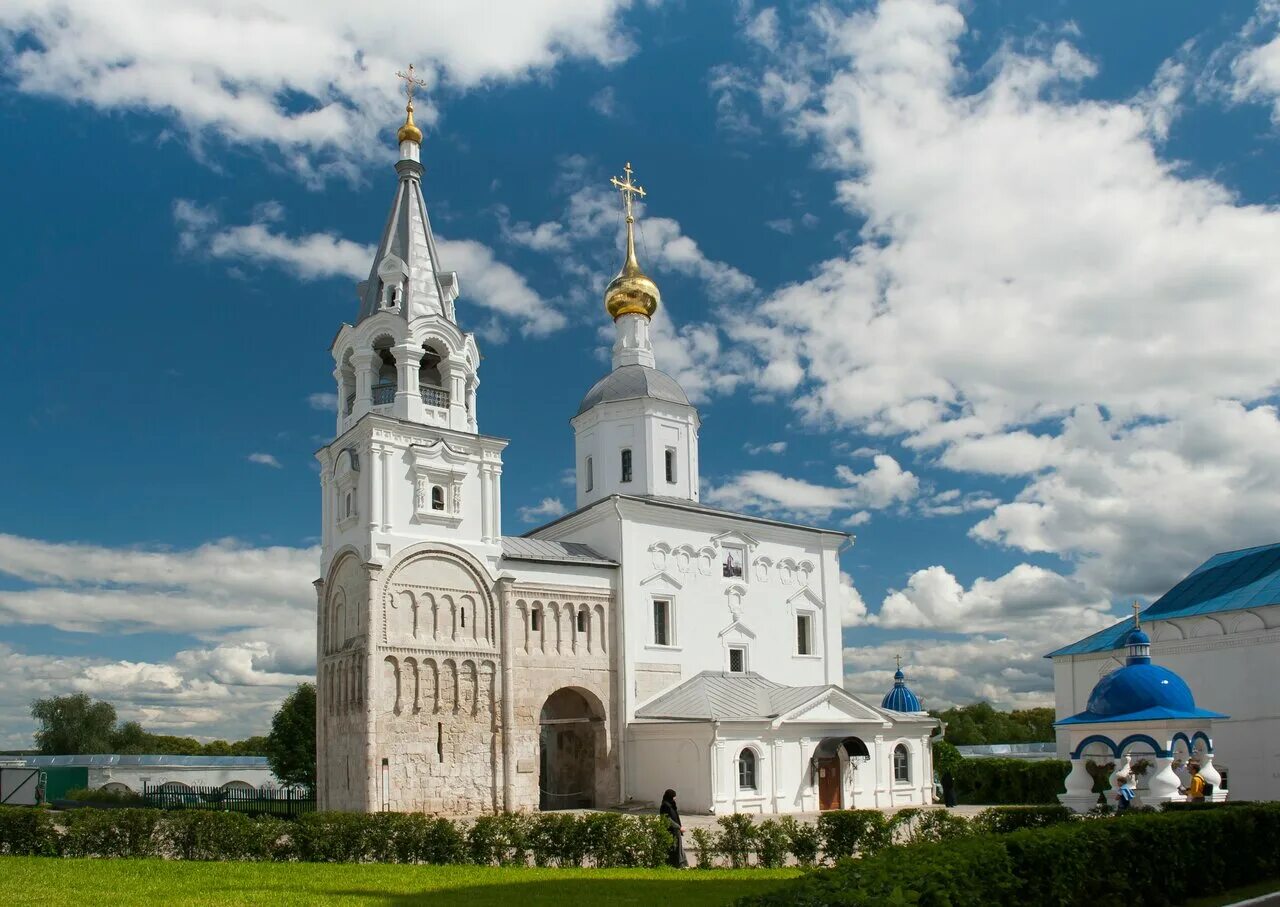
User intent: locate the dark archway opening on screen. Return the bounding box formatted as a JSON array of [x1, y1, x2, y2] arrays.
[[539, 688, 598, 810]]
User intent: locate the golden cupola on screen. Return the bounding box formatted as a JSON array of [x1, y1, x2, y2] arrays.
[[604, 163, 660, 320]]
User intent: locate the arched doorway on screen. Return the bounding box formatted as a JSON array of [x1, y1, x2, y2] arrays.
[[813, 736, 871, 810], [539, 688, 600, 810]]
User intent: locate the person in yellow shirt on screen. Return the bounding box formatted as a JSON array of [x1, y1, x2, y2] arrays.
[[1186, 762, 1205, 802]]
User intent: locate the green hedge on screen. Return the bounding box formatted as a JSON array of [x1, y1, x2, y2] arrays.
[[0, 806, 669, 868], [738, 803, 1280, 906], [951, 758, 1069, 804]]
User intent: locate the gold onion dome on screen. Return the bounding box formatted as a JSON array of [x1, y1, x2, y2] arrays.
[[605, 162, 660, 320], [397, 101, 423, 144]]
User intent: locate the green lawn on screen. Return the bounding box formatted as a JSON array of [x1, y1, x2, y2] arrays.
[[0, 858, 801, 906], [1184, 878, 1280, 907]]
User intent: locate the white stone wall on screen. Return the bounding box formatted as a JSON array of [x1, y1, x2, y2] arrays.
[[91, 765, 279, 792], [1053, 606, 1280, 801], [572, 398, 700, 508]]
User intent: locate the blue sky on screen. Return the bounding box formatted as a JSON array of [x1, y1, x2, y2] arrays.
[[3, 0, 1280, 746]]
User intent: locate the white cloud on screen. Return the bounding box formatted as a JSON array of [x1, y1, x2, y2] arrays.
[[590, 86, 619, 117], [838, 571, 869, 627], [518, 497, 567, 523], [174, 201, 564, 338], [705, 453, 918, 520], [0, 0, 639, 178], [723, 0, 1280, 603], [744, 441, 788, 455], [248, 452, 283, 468], [1227, 1, 1280, 123], [308, 393, 339, 412], [0, 535, 320, 746]]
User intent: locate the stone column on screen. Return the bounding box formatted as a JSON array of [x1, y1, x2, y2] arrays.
[[497, 576, 516, 811], [1199, 753, 1226, 800], [351, 350, 376, 417], [467, 377, 479, 432], [379, 447, 392, 533], [798, 737, 812, 811], [710, 735, 724, 814], [479, 465, 492, 544], [333, 367, 348, 434], [368, 442, 383, 533], [771, 739, 785, 814], [1146, 757, 1184, 806], [1058, 758, 1097, 814], [873, 735, 888, 808], [443, 357, 469, 430], [392, 343, 424, 423]]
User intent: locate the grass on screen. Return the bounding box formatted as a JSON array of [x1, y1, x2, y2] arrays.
[[0, 858, 801, 906], [1184, 878, 1280, 906]]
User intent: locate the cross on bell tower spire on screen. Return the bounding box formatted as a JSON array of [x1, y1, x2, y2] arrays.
[[395, 64, 426, 146]]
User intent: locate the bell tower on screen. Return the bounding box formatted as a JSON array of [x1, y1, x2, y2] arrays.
[[314, 69, 508, 811]]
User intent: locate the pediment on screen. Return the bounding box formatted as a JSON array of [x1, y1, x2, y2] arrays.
[[712, 529, 761, 547], [640, 570, 684, 591], [786, 586, 824, 609], [717, 619, 757, 640], [775, 688, 888, 727], [410, 439, 470, 468]]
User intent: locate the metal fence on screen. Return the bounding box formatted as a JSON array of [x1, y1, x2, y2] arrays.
[[142, 783, 315, 818]]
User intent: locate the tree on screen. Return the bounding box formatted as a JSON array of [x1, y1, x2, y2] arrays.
[[264, 683, 316, 789], [30, 693, 117, 754], [931, 702, 1056, 746]]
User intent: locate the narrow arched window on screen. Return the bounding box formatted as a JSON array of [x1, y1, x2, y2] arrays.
[[460, 606, 467, 629], [431, 486, 445, 511], [737, 749, 757, 791], [893, 744, 910, 783], [531, 608, 541, 632], [577, 610, 587, 633], [344, 492, 353, 518]]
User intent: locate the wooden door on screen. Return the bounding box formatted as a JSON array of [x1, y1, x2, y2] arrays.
[[817, 757, 841, 811]]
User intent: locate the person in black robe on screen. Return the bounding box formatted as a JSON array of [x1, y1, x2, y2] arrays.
[[659, 788, 687, 868]]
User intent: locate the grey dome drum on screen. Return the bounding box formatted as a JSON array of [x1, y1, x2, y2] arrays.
[[576, 364, 691, 416]]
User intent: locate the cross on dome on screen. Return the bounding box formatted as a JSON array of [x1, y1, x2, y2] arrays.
[[396, 64, 427, 103], [395, 64, 426, 145], [602, 160, 660, 321], [610, 162, 646, 223]]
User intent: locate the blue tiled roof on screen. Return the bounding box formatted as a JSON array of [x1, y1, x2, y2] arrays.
[[1048, 542, 1280, 657]]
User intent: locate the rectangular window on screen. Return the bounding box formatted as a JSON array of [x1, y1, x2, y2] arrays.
[[621, 448, 633, 483], [653, 599, 671, 646], [585, 457, 593, 492], [797, 614, 812, 655], [729, 646, 746, 673], [577, 610, 587, 633], [665, 447, 677, 483], [531, 608, 541, 632]]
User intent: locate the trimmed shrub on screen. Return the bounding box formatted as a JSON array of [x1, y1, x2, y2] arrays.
[[818, 810, 891, 862], [0, 806, 59, 856], [527, 813, 585, 867], [716, 814, 758, 867], [63, 807, 161, 858], [904, 809, 971, 844], [971, 805, 1076, 835], [739, 804, 1280, 907], [621, 815, 671, 869], [951, 758, 1069, 805], [689, 827, 716, 869], [65, 786, 146, 807], [160, 810, 281, 861], [467, 813, 531, 866], [779, 815, 819, 867], [293, 812, 373, 862], [755, 818, 790, 869]]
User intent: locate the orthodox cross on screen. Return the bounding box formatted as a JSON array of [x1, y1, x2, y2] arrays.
[[610, 162, 646, 222], [1133, 601, 1142, 627], [396, 64, 427, 105], [895, 653, 902, 671]]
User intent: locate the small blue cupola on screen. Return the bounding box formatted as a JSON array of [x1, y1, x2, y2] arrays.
[[881, 655, 923, 713]]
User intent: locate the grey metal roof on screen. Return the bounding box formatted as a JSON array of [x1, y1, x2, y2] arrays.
[[635, 671, 837, 721], [576, 365, 692, 416], [501, 537, 617, 566], [955, 743, 1058, 761], [524, 493, 850, 538], [19, 755, 270, 768], [355, 160, 456, 326]]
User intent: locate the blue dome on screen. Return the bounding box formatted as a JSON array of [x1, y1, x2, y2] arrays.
[[1085, 663, 1196, 718], [1124, 626, 1151, 647], [881, 666, 922, 712]]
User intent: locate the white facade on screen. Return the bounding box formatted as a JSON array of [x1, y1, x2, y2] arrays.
[[1053, 604, 1280, 801], [313, 117, 936, 815]]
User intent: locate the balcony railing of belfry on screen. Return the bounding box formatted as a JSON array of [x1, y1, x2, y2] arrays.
[[420, 386, 450, 408], [372, 384, 396, 406]]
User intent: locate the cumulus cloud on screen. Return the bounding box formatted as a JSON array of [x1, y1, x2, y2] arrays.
[[722, 0, 1280, 604], [705, 454, 918, 521], [174, 201, 563, 337], [518, 497, 567, 523], [744, 441, 788, 455], [1226, 1, 1280, 123], [308, 393, 339, 412], [0, 0, 639, 179], [248, 453, 283, 468], [0, 535, 319, 746]]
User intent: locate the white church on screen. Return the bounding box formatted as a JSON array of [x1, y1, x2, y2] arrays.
[[313, 85, 938, 815]]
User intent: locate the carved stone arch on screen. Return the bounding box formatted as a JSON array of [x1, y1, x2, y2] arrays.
[[1151, 620, 1185, 642], [753, 555, 773, 583], [442, 658, 459, 713], [1231, 611, 1265, 634], [479, 660, 496, 723], [594, 603, 607, 654], [531, 599, 546, 653], [777, 558, 797, 585], [649, 542, 671, 570], [422, 657, 440, 713], [461, 659, 479, 715], [410, 318, 468, 360], [798, 560, 815, 585], [383, 655, 401, 716], [1190, 617, 1225, 638], [403, 657, 420, 713], [378, 542, 497, 643]]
